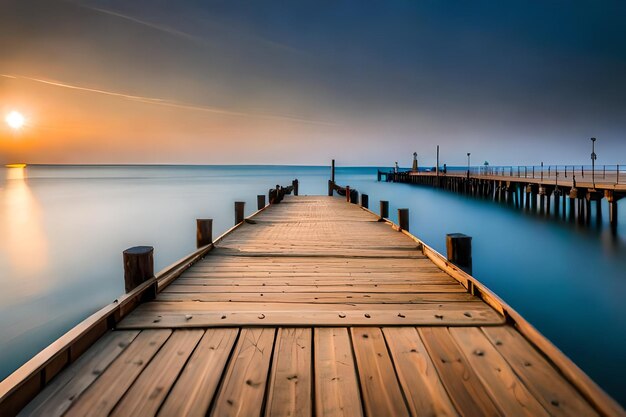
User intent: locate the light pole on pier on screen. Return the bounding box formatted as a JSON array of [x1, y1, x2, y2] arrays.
[[590, 137, 597, 189], [467, 153, 471, 179]]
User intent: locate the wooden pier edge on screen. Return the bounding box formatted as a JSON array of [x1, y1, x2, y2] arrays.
[[0, 202, 272, 416], [358, 203, 625, 417]]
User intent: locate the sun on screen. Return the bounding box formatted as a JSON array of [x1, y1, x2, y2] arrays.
[[5, 111, 26, 130]]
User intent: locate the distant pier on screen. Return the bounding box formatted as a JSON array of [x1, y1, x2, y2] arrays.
[[380, 164, 625, 233]]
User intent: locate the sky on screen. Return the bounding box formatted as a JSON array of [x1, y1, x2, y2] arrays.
[[1, 0, 625, 166]]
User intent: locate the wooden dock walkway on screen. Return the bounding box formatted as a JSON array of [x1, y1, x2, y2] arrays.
[[2, 195, 624, 417]]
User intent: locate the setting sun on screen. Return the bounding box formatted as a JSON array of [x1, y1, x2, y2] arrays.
[[5, 111, 26, 130]]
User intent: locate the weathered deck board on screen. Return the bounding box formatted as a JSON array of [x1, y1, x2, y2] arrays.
[[265, 328, 312, 417], [13, 195, 613, 417], [210, 328, 275, 417], [110, 330, 203, 417], [157, 328, 238, 417], [63, 330, 171, 417], [482, 326, 601, 417], [313, 328, 363, 417], [350, 327, 410, 417], [382, 327, 459, 417], [17, 331, 139, 417]]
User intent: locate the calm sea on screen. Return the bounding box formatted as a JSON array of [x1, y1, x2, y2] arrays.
[[0, 165, 624, 405]]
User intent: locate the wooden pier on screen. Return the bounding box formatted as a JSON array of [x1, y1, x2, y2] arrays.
[[382, 168, 626, 232], [1, 186, 624, 416]]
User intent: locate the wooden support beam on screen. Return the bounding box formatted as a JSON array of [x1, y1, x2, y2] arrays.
[[196, 219, 213, 248], [235, 201, 245, 225]]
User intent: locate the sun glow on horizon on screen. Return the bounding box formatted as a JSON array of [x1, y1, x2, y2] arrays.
[[5, 110, 26, 130]]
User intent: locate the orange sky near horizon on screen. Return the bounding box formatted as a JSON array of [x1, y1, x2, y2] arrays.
[[2, 0, 625, 166]]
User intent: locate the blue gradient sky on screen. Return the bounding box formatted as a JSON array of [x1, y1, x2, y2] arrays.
[[1, 0, 625, 165]]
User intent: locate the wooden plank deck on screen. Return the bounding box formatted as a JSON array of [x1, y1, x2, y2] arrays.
[[10, 195, 621, 417]]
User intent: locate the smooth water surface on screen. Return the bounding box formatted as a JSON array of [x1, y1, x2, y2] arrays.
[[0, 165, 624, 406]]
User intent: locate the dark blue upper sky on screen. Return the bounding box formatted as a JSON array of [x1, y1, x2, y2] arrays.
[[1, 0, 625, 165]]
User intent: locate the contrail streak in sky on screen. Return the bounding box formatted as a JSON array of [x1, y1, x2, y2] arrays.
[[1, 74, 334, 126]]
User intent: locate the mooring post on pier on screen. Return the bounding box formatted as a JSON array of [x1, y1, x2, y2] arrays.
[[398, 208, 409, 232], [446, 233, 472, 275], [345, 186, 351, 203], [328, 180, 333, 196], [292, 179, 299, 196], [235, 201, 245, 225], [379, 200, 389, 220], [196, 219, 213, 248], [269, 188, 277, 204], [257, 195, 266, 210], [361, 193, 369, 209], [331, 159, 335, 183], [349, 189, 359, 204], [123, 246, 155, 299]]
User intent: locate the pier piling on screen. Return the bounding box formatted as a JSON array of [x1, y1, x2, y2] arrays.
[[235, 201, 245, 225], [380, 200, 389, 220], [196, 219, 213, 248], [398, 208, 409, 232], [361, 193, 369, 209], [257, 195, 266, 210], [446, 233, 472, 275]]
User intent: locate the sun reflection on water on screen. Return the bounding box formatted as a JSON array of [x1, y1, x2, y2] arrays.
[[0, 166, 48, 291]]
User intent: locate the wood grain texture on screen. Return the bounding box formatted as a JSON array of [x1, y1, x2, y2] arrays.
[[210, 328, 276, 417], [482, 326, 600, 417], [449, 327, 550, 417], [350, 327, 410, 417], [314, 328, 363, 417], [382, 327, 459, 417], [265, 328, 312, 417], [110, 330, 203, 417], [18, 331, 139, 417], [157, 328, 239, 417], [419, 327, 504, 417], [63, 330, 171, 417]]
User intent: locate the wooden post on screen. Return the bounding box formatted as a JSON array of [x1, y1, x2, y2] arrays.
[[328, 180, 333, 197], [123, 246, 155, 299], [257, 195, 266, 210], [380, 200, 389, 220], [398, 208, 409, 232], [196, 219, 213, 248], [349, 189, 358, 204], [292, 179, 299, 196], [446, 234, 472, 274], [361, 193, 369, 209], [235, 201, 245, 225], [345, 186, 351, 202], [269, 188, 277, 204]]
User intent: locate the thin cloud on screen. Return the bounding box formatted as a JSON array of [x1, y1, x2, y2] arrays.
[[64, 0, 302, 55], [1, 74, 334, 125]]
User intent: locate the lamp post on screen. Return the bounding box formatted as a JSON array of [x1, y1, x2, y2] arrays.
[[590, 137, 597, 189], [467, 153, 471, 179]]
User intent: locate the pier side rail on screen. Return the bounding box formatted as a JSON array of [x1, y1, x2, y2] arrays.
[[0, 197, 278, 416], [356, 202, 624, 417]]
